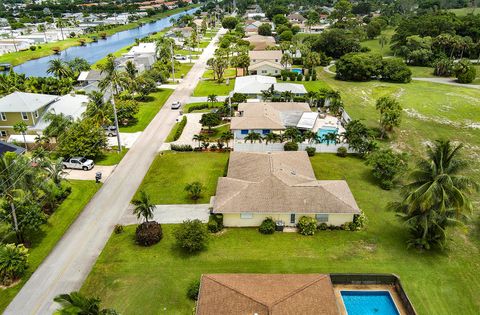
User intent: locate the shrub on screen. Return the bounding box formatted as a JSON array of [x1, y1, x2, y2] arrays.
[[186, 103, 209, 113], [135, 221, 163, 246], [284, 142, 298, 151], [317, 223, 328, 230], [366, 149, 408, 190], [185, 181, 204, 201], [174, 219, 209, 253], [305, 75, 310, 81], [296, 73, 303, 81], [311, 69, 317, 81], [337, 146, 348, 157], [297, 216, 317, 236], [380, 58, 412, 83], [259, 217, 276, 234], [305, 146, 316, 157], [288, 72, 297, 81], [170, 144, 193, 151], [455, 59, 476, 83], [433, 58, 454, 77], [335, 52, 383, 81], [187, 279, 200, 300], [0, 244, 29, 286], [29, 46, 36, 51], [114, 224, 124, 234], [207, 214, 223, 233], [173, 116, 187, 141], [352, 211, 368, 230], [342, 222, 355, 231]]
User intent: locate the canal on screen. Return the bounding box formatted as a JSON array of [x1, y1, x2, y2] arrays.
[[12, 7, 198, 77]]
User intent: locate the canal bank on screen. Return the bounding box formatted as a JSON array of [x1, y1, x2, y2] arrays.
[[0, 5, 199, 74]]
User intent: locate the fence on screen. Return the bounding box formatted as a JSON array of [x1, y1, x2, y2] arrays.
[[330, 273, 417, 315], [233, 141, 354, 153]]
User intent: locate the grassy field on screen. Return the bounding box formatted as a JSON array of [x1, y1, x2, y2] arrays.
[[95, 148, 129, 166], [202, 68, 237, 79], [449, 7, 479, 16], [204, 123, 230, 141], [0, 180, 99, 313], [360, 29, 395, 56], [81, 154, 480, 315], [193, 79, 235, 96], [0, 5, 199, 67], [174, 63, 194, 79], [119, 89, 173, 133], [409, 65, 480, 84], [135, 152, 229, 204]]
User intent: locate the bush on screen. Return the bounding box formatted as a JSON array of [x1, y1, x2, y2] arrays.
[[337, 146, 348, 157], [207, 214, 223, 233], [174, 219, 209, 253], [172, 116, 187, 141], [114, 224, 124, 234], [342, 222, 355, 231], [0, 244, 29, 286], [305, 146, 316, 157], [259, 217, 276, 234], [380, 58, 412, 83], [29, 45, 36, 51], [455, 59, 476, 83], [297, 216, 317, 236], [187, 279, 200, 300], [288, 72, 297, 81], [335, 52, 383, 81], [311, 69, 317, 81], [317, 223, 328, 230], [433, 58, 453, 77], [296, 73, 303, 81], [171, 144, 193, 151], [366, 149, 408, 190], [135, 221, 163, 246], [186, 103, 209, 113], [305, 75, 310, 81], [284, 142, 298, 151], [352, 211, 367, 230]]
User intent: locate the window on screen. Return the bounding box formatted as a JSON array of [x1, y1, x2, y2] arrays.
[[290, 213, 296, 224], [262, 129, 270, 135], [261, 70, 267, 74], [0, 112, 6, 121], [21, 112, 28, 120], [34, 111, 39, 118], [240, 212, 253, 219], [241, 129, 249, 135], [275, 70, 278, 74], [275, 59, 278, 62], [315, 214, 329, 223], [0, 130, 6, 137]]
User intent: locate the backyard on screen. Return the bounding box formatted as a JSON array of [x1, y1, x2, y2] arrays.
[[81, 154, 480, 315], [0, 180, 99, 312], [119, 89, 173, 133], [135, 151, 229, 204]]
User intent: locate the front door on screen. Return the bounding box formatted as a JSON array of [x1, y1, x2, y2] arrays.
[[290, 213, 296, 224]]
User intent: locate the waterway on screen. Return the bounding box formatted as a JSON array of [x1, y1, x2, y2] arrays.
[[12, 7, 198, 77]]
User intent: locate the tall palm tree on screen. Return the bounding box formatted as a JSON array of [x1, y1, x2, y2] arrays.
[[13, 121, 28, 151], [54, 292, 118, 315], [125, 60, 137, 80], [264, 132, 279, 144], [207, 94, 218, 105], [192, 134, 207, 148], [220, 131, 233, 148], [47, 59, 72, 79], [390, 140, 479, 249], [84, 91, 112, 126], [244, 132, 262, 143], [303, 130, 317, 144], [132, 191, 156, 222], [44, 158, 68, 187]]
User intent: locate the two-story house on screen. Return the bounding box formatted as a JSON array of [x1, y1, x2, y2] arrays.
[[248, 50, 284, 76]]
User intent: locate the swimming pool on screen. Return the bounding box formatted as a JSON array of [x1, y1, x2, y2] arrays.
[[317, 127, 338, 143], [291, 68, 302, 74], [341, 290, 400, 315]]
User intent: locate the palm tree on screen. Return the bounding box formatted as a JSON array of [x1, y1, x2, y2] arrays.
[[44, 158, 67, 187], [132, 191, 156, 222], [303, 130, 317, 144], [284, 127, 302, 142], [13, 121, 28, 151], [207, 94, 218, 105], [264, 132, 279, 144], [184, 181, 204, 201], [244, 132, 262, 143], [98, 55, 123, 95], [389, 140, 479, 249], [220, 131, 233, 148], [46, 59, 72, 79], [54, 292, 118, 315], [125, 60, 137, 80], [192, 134, 207, 148], [84, 91, 112, 126], [281, 52, 292, 70]]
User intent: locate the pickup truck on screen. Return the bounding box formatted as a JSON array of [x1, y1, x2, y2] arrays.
[[62, 157, 94, 171]]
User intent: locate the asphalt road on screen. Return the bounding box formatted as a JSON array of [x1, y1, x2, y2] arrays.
[[4, 28, 226, 315]]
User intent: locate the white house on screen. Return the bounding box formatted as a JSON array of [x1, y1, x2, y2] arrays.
[[233, 75, 307, 98], [0, 39, 33, 54], [248, 50, 284, 76]]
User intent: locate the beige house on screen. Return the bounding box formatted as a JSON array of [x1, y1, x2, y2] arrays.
[[248, 50, 284, 76], [244, 34, 276, 51], [211, 151, 360, 227]]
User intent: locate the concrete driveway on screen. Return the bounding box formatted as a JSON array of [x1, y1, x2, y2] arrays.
[[172, 113, 203, 145], [119, 204, 210, 225], [64, 165, 115, 183], [107, 132, 141, 149]]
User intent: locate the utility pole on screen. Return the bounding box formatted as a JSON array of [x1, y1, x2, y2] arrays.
[[110, 83, 122, 153], [170, 42, 176, 83]]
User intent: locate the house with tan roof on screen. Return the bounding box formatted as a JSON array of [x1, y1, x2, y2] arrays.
[[231, 102, 314, 140], [211, 151, 360, 227], [196, 273, 340, 315], [288, 13, 306, 24], [248, 50, 284, 76], [244, 34, 276, 51]]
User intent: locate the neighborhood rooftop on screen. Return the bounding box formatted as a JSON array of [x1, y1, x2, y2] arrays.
[[212, 151, 360, 215], [196, 274, 340, 315], [0, 92, 58, 112], [233, 75, 307, 95]]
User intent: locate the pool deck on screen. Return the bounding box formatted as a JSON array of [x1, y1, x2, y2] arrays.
[[333, 284, 409, 315]]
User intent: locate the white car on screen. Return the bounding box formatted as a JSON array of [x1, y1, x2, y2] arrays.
[[171, 101, 181, 109], [62, 157, 94, 171]]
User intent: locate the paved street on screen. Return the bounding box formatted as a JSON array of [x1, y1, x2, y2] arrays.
[[119, 204, 210, 225], [4, 28, 226, 315]]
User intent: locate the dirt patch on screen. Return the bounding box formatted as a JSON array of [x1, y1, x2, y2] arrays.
[[403, 108, 479, 129]]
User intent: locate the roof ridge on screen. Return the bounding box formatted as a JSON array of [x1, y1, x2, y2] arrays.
[[214, 178, 253, 210], [204, 275, 270, 309], [269, 275, 328, 309], [296, 180, 358, 212]]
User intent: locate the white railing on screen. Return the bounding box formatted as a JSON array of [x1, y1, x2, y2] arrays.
[[233, 142, 354, 153]]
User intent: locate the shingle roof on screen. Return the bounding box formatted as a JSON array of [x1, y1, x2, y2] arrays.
[[231, 102, 310, 130], [212, 152, 360, 215], [233, 75, 307, 95], [0, 92, 58, 112], [249, 60, 284, 71], [196, 274, 340, 315], [249, 50, 283, 61], [0, 141, 26, 156]]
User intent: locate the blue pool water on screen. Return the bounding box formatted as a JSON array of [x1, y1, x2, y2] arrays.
[[291, 68, 302, 74], [317, 127, 338, 143], [341, 291, 400, 315]]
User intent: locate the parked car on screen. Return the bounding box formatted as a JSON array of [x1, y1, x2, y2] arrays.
[[62, 157, 94, 171], [174, 54, 187, 60], [103, 125, 118, 137], [171, 101, 181, 109]]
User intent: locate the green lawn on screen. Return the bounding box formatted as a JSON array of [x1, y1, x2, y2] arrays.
[[193, 79, 235, 96], [165, 119, 186, 142], [198, 41, 209, 48], [409, 65, 480, 84], [0, 180, 99, 313], [95, 148, 129, 166], [81, 154, 480, 315], [360, 29, 395, 57], [449, 7, 479, 16], [119, 89, 173, 133], [183, 102, 224, 113], [174, 63, 194, 80], [135, 152, 229, 204], [202, 68, 237, 79], [204, 123, 230, 141]]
